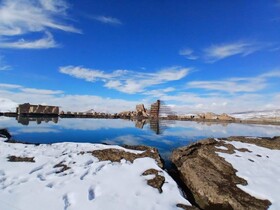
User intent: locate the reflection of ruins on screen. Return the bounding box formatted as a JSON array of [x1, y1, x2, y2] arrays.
[[150, 119, 160, 134], [16, 116, 59, 126], [135, 119, 147, 129], [134, 119, 170, 135]]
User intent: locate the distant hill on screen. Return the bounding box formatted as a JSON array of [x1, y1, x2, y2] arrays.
[[231, 109, 280, 120]]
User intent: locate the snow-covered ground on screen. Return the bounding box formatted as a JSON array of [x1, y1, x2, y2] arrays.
[[216, 140, 280, 210], [0, 136, 190, 210], [231, 109, 280, 121]]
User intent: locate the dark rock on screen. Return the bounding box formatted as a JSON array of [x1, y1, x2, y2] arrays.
[[0, 128, 11, 139], [7, 155, 35, 162], [54, 161, 71, 173], [176, 203, 199, 210]]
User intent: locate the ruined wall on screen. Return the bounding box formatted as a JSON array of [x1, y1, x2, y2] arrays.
[[17, 103, 59, 115], [150, 100, 160, 118]]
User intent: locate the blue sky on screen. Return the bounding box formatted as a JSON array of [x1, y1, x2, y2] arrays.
[[0, 0, 279, 113]]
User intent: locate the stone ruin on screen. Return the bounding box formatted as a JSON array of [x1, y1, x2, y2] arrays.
[[17, 103, 59, 115], [136, 104, 149, 118], [150, 100, 160, 118]]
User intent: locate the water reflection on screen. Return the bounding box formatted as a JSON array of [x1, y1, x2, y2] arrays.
[[13, 116, 177, 135], [1, 116, 280, 165], [17, 116, 59, 125], [134, 119, 176, 135]]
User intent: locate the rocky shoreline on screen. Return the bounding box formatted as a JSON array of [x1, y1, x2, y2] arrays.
[[172, 136, 280, 210], [0, 129, 193, 210], [1, 128, 280, 209]]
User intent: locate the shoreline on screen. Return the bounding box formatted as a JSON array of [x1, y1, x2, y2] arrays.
[[1, 128, 279, 209], [1, 112, 280, 126]]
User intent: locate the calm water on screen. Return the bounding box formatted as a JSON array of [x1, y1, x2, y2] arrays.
[[1, 116, 280, 165]]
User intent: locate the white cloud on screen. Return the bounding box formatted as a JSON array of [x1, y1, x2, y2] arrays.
[[0, 91, 140, 114], [179, 48, 198, 60], [0, 79, 280, 114], [0, 83, 22, 89], [0, 0, 80, 36], [159, 92, 280, 114], [0, 82, 144, 113], [186, 70, 280, 93], [0, 0, 80, 49], [93, 16, 122, 25], [260, 70, 280, 78], [59, 66, 117, 82], [0, 32, 58, 49], [143, 87, 176, 98], [21, 88, 63, 95], [60, 66, 190, 94], [204, 41, 263, 62], [187, 78, 265, 93]]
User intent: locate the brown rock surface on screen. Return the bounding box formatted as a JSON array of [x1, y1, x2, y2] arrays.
[[171, 137, 280, 210], [89, 145, 164, 168], [142, 168, 165, 193], [7, 155, 35, 162]]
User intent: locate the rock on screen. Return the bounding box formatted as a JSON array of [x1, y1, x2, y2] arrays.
[[0, 128, 11, 139], [7, 155, 35, 162], [171, 137, 277, 210], [142, 168, 165, 193], [53, 161, 71, 173], [90, 145, 164, 168]]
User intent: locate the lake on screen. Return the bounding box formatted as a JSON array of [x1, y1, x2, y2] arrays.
[[1, 116, 280, 167]]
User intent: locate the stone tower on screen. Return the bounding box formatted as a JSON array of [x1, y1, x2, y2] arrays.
[[150, 100, 160, 118]]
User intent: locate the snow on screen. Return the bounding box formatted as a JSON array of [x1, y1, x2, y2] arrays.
[[0, 140, 190, 210], [0, 136, 7, 141], [232, 110, 280, 121], [0, 98, 18, 112], [215, 145, 228, 150], [216, 141, 280, 209]]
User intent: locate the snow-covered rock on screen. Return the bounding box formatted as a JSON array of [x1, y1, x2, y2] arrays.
[[0, 140, 191, 210], [171, 136, 280, 210], [217, 140, 280, 210]]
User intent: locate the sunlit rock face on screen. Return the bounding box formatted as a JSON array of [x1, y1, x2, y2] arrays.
[[171, 136, 280, 210]]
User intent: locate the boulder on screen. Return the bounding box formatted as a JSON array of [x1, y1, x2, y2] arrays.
[[0, 128, 11, 139], [171, 137, 279, 210]]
